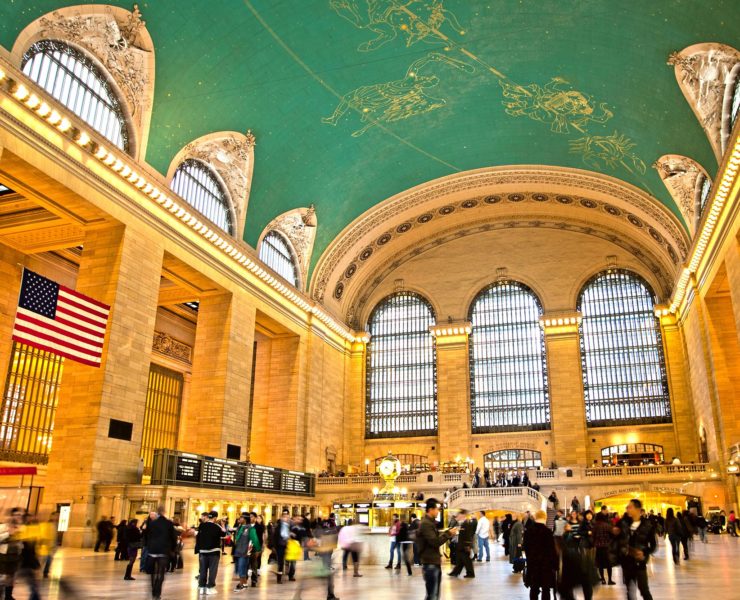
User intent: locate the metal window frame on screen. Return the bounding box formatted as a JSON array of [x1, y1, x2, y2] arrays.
[[140, 363, 184, 475], [365, 291, 438, 439], [483, 448, 543, 471], [259, 230, 300, 287], [469, 281, 550, 433], [578, 269, 671, 428], [0, 341, 63, 464], [22, 39, 129, 152], [171, 158, 234, 234]]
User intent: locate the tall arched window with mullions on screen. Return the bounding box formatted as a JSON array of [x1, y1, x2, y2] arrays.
[[469, 281, 550, 433], [365, 292, 437, 438], [170, 159, 234, 235], [259, 231, 300, 287], [578, 270, 671, 426], [22, 40, 130, 152]]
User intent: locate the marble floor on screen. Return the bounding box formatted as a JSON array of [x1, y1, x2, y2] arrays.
[[12, 534, 739, 599]]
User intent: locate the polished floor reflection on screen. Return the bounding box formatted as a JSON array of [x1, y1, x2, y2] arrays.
[[14, 534, 739, 599]]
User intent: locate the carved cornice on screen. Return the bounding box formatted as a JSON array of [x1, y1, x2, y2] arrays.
[[152, 331, 192, 364], [345, 216, 674, 328], [310, 167, 689, 307], [653, 154, 709, 236]]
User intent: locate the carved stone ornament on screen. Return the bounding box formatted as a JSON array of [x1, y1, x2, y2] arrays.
[[653, 155, 709, 237], [26, 4, 154, 152], [668, 43, 740, 159], [152, 331, 192, 364], [262, 206, 318, 289], [177, 131, 255, 236]]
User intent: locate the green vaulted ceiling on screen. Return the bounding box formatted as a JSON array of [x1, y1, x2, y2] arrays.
[[2, 1, 739, 274]]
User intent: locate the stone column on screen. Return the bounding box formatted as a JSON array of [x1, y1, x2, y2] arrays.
[[344, 337, 367, 469], [723, 237, 740, 348], [657, 310, 699, 461], [432, 323, 472, 464], [542, 313, 589, 468], [44, 224, 164, 547], [180, 291, 256, 458], [0, 243, 24, 382]]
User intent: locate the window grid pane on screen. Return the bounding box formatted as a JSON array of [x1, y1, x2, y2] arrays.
[[141, 364, 184, 476], [469, 281, 550, 433], [578, 270, 671, 427], [483, 449, 542, 471], [0, 342, 63, 464], [22, 40, 128, 151], [366, 292, 437, 438], [171, 159, 234, 234], [732, 73, 740, 129], [259, 231, 299, 287]]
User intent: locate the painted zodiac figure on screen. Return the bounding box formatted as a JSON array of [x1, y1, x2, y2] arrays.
[[569, 132, 646, 174], [500, 77, 613, 134], [323, 52, 474, 136], [329, 0, 465, 52]]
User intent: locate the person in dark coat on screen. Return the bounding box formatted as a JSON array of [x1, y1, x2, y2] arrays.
[[123, 519, 141, 581], [523, 511, 558, 600], [617, 499, 657, 600], [501, 513, 513, 556], [114, 520, 128, 561], [417, 499, 457, 600], [448, 510, 475, 578], [145, 508, 177, 600]]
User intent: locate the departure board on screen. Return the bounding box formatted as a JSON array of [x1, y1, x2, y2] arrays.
[[158, 450, 314, 496]]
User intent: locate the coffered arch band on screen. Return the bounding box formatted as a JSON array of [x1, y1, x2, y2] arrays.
[[311, 166, 689, 318]]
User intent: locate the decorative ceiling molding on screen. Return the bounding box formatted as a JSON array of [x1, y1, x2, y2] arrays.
[[259, 206, 317, 291], [668, 43, 740, 160], [11, 4, 156, 160], [653, 154, 710, 237], [345, 216, 674, 328], [166, 131, 255, 238], [310, 167, 689, 308]]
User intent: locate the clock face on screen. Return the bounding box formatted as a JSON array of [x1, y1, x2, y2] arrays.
[[379, 458, 400, 478]]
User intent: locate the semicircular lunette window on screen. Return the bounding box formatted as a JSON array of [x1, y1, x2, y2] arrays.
[[469, 281, 550, 433], [22, 40, 129, 152], [578, 270, 671, 427], [365, 292, 437, 438], [258, 231, 300, 287], [170, 159, 234, 235]]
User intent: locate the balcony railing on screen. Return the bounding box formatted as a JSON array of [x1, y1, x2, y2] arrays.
[[448, 485, 546, 509]]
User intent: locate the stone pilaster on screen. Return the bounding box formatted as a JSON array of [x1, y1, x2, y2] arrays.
[[432, 323, 472, 464], [542, 313, 589, 468], [723, 237, 740, 349], [44, 224, 163, 547], [180, 292, 256, 458], [0, 244, 24, 384], [344, 336, 367, 469]]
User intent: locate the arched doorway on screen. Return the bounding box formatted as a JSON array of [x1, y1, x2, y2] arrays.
[[483, 449, 542, 471], [600, 443, 664, 466]]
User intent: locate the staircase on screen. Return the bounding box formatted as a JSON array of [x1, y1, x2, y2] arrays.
[[447, 486, 547, 514]]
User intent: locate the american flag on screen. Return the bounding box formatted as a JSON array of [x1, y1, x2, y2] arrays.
[[12, 269, 110, 367]]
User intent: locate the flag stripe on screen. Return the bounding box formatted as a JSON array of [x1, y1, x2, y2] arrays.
[[13, 335, 100, 367], [59, 285, 110, 311], [13, 323, 103, 358], [55, 305, 108, 330], [17, 308, 105, 342], [57, 291, 109, 320], [12, 332, 102, 364], [15, 312, 105, 348]]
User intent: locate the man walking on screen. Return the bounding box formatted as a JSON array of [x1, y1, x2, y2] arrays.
[[271, 509, 291, 583], [448, 509, 475, 578], [475, 511, 490, 562], [417, 499, 457, 600], [145, 507, 177, 600], [618, 499, 657, 600], [196, 510, 225, 595]]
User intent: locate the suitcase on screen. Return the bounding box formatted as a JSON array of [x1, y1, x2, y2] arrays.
[[512, 557, 527, 573]]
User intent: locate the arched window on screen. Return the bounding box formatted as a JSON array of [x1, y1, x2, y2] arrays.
[[259, 231, 300, 287], [170, 159, 233, 234], [469, 281, 549, 433], [578, 270, 671, 426], [601, 443, 664, 466], [731, 69, 740, 130], [366, 292, 437, 438], [483, 449, 542, 471], [695, 173, 713, 227], [22, 40, 129, 151]]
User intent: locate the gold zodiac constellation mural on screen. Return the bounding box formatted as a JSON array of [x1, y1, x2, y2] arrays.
[[329, 0, 465, 52], [326, 0, 644, 176], [569, 132, 647, 175], [323, 52, 474, 137]]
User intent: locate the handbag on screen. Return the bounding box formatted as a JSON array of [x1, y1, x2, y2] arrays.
[[285, 539, 302, 562]]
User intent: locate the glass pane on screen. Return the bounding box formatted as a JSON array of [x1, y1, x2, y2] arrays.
[[171, 159, 233, 235], [258, 231, 299, 287], [366, 292, 437, 438]]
